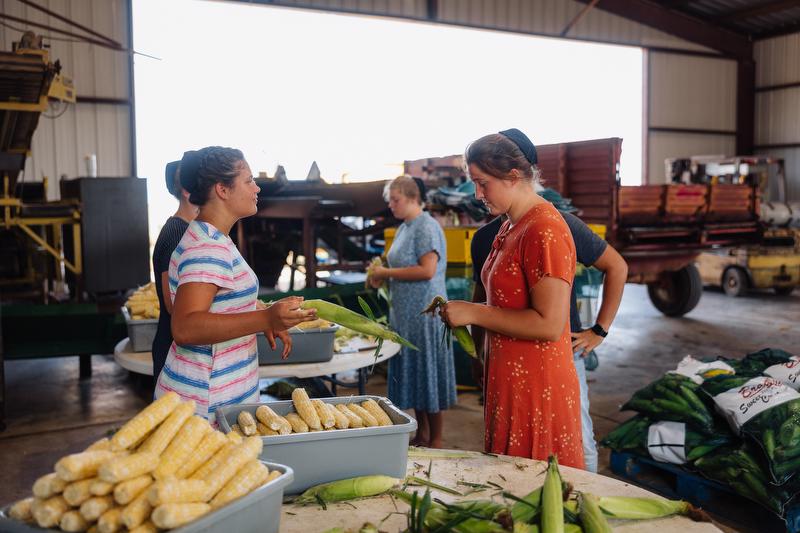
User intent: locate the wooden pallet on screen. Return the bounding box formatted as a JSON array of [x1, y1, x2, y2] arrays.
[[609, 451, 799, 533]]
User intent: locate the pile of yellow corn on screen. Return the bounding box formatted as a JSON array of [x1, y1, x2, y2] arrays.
[[229, 388, 394, 437], [7, 392, 283, 532], [125, 283, 159, 320]]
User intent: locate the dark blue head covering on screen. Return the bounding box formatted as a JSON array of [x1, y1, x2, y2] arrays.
[[179, 150, 201, 194], [165, 160, 180, 197], [499, 128, 538, 165]]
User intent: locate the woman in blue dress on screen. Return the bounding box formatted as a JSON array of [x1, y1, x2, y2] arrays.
[[369, 176, 457, 447]]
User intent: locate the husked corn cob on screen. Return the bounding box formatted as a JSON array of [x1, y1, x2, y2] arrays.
[[121, 491, 152, 530], [64, 478, 97, 506], [312, 399, 336, 429], [335, 404, 364, 428], [285, 412, 310, 433], [230, 424, 244, 436], [209, 460, 269, 508], [111, 392, 181, 451], [151, 502, 211, 529], [99, 452, 158, 483], [138, 400, 195, 455], [128, 520, 157, 533], [202, 437, 263, 500], [85, 438, 111, 452], [237, 411, 258, 436], [8, 497, 34, 521], [87, 526, 98, 533], [113, 474, 152, 505], [90, 479, 114, 496], [32, 495, 69, 528], [60, 509, 90, 532], [97, 507, 124, 533], [226, 431, 243, 444], [148, 479, 208, 506], [256, 422, 278, 436], [255, 405, 291, 434], [190, 442, 238, 480], [55, 451, 117, 482], [33, 472, 67, 498], [292, 388, 322, 430], [265, 470, 282, 483], [153, 415, 211, 480], [174, 430, 227, 479], [80, 495, 115, 521], [360, 399, 392, 426], [327, 403, 350, 429], [346, 403, 378, 427]]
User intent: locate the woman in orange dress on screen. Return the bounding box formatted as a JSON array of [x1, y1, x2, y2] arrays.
[[441, 129, 583, 468]]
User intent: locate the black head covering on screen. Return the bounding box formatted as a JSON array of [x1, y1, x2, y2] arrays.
[[179, 150, 201, 193], [499, 128, 538, 165], [412, 177, 426, 203], [165, 160, 180, 196]]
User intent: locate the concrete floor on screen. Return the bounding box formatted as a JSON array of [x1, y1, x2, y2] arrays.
[[1, 284, 798, 532]]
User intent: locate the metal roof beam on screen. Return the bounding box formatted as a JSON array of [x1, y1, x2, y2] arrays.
[[576, 0, 752, 59], [720, 0, 800, 22]]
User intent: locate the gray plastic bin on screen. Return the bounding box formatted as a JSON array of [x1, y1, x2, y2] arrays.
[[257, 326, 338, 365], [121, 306, 158, 352], [217, 395, 417, 494], [0, 461, 293, 533]]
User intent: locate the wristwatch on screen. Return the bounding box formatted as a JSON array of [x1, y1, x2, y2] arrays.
[[590, 323, 608, 338]]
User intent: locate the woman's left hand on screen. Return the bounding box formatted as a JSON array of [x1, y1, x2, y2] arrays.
[[571, 329, 604, 356], [439, 300, 476, 328], [276, 330, 293, 359], [370, 265, 389, 282]]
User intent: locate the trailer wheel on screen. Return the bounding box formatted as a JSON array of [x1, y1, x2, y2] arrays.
[[647, 264, 703, 317], [774, 286, 795, 296], [722, 267, 748, 297]]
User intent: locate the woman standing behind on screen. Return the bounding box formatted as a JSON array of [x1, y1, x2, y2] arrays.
[[151, 155, 197, 382], [441, 130, 583, 468], [369, 176, 456, 448], [156, 146, 316, 423]]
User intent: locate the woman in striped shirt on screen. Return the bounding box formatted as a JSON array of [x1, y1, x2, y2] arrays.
[[155, 146, 316, 423]]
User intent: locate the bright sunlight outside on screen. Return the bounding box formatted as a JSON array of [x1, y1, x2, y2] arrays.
[[132, 0, 643, 242]]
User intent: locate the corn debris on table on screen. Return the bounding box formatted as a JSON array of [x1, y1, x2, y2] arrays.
[[6, 392, 283, 531]]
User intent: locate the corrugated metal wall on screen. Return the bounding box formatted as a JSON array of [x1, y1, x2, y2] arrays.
[[755, 32, 800, 202], [0, 0, 133, 200], [646, 52, 738, 182]]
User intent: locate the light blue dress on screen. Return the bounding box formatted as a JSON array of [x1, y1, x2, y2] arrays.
[[386, 212, 457, 413]]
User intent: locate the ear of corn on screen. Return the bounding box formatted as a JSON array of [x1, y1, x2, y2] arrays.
[[8, 497, 34, 522], [138, 400, 195, 455], [99, 452, 159, 483], [335, 404, 364, 428], [121, 491, 152, 530], [295, 475, 400, 505], [148, 479, 208, 506], [265, 470, 282, 483], [59, 509, 89, 532], [347, 403, 378, 427], [174, 431, 227, 479], [90, 479, 114, 496], [578, 493, 612, 533], [292, 388, 322, 430], [209, 460, 269, 508], [111, 392, 181, 451], [80, 495, 115, 521], [113, 474, 153, 505], [301, 299, 417, 350], [541, 455, 564, 533], [33, 495, 69, 528], [202, 437, 263, 500], [237, 410, 258, 436], [33, 472, 67, 498], [257, 422, 279, 436], [153, 415, 211, 480], [328, 403, 350, 429], [255, 405, 292, 434], [97, 507, 124, 533], [190, 439, 240, 480], [360, 399, 393, 426], [127, 520, 157, 533], [63, 478, 97, 506], [151, 503, 211, 529], [55, 451, 117, 482], [85, 438, 111, 452], [421, 295, 476, 358], [597, 496, 694, 520], [312, 399, 336, 429], [230, 423, 244, 436]]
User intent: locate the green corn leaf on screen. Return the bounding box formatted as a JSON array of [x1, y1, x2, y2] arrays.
[[357, 295, 376, 321]]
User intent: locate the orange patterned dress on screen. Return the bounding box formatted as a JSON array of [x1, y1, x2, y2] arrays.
[[481, 202, 584, 468]]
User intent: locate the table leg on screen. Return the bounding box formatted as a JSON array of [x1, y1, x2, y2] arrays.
[[79, 354, 92, 379]]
